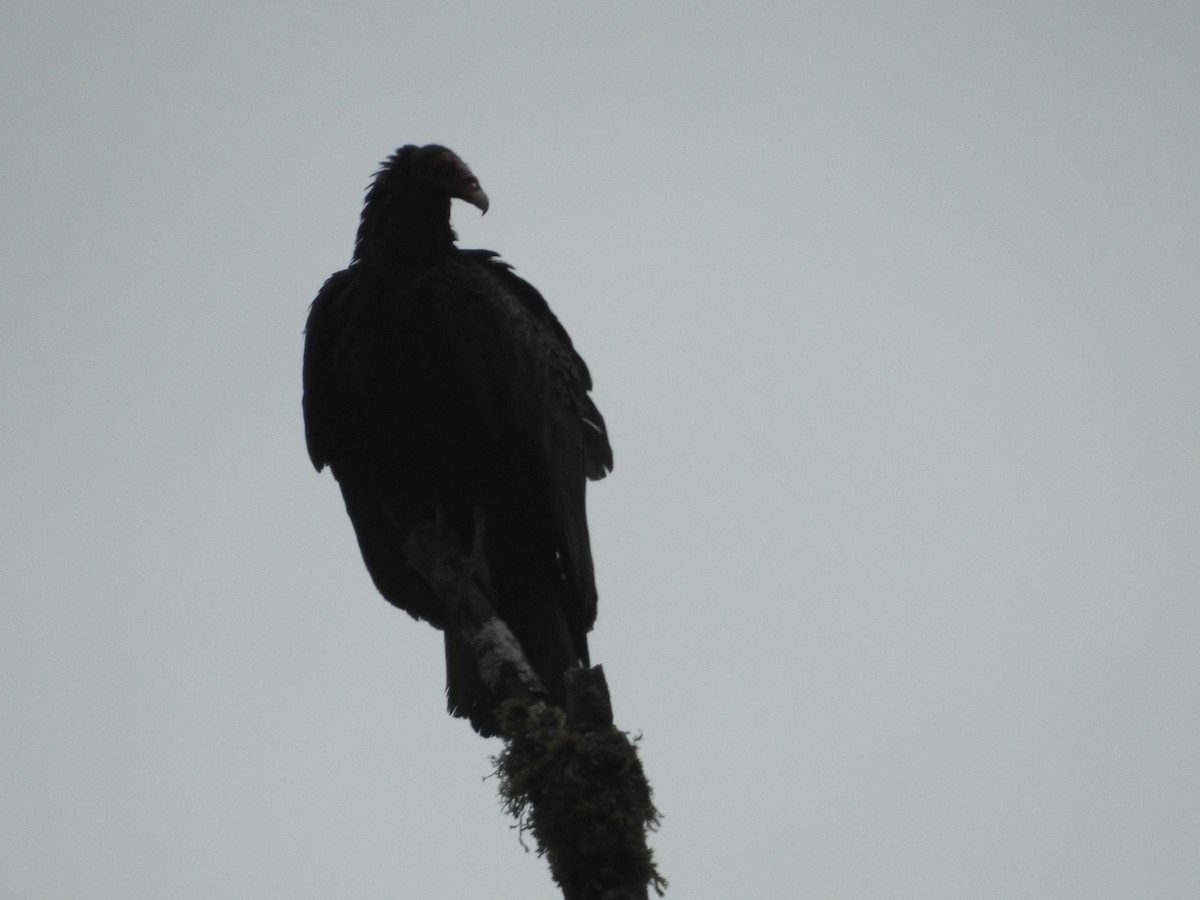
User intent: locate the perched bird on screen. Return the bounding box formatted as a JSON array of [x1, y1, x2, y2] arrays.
[[303, 145, 612, 735]]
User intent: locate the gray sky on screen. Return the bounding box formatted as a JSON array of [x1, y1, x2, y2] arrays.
[[4, 2, 1199, 898]]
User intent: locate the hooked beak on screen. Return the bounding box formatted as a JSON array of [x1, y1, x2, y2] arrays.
[[463, 187, 489, 215]]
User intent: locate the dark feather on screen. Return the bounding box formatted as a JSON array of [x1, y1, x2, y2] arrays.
[[302, 145, 611, 735]]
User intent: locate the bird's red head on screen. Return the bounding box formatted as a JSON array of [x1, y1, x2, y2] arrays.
[[405, 144, 489, 214]]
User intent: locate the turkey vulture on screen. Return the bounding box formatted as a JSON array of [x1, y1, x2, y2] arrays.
[[302, 145, 612, 735]]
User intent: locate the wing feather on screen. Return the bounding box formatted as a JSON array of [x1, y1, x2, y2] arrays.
[[302, 268, 357, 471], [465, 253, 612, 632]]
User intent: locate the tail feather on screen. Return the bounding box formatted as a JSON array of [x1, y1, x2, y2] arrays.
[[444, 630, 499, 736]]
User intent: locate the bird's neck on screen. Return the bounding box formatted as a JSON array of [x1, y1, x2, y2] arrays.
[[353, 192, 457, 272]]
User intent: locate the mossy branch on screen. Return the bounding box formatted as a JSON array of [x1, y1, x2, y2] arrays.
[[403, 514, 666, 900]]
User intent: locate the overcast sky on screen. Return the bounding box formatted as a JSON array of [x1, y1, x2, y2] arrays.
[[3, 2, 1199, 898]]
